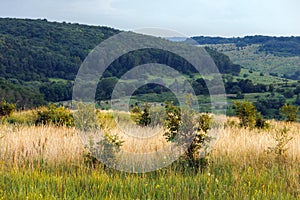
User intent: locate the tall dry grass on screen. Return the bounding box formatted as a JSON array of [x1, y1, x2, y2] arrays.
[[0, 117, 299, 168], [0, 125, 84, 167]]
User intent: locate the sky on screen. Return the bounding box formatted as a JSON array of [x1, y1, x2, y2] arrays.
[[0, 0, 300, 37]]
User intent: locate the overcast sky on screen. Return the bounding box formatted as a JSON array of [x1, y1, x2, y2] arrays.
[[0, 0, 299, 37]]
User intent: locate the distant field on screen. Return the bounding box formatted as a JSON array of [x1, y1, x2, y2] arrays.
[[235, 68, 296, 85], [208, 43, 300, 77]]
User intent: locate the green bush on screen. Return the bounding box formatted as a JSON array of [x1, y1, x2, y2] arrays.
[[35, 104, 74, 126], [255, 113, 270, 130], [233, 101, 257, 128], [233, 100, 269, 129], [197, 113, 212, 133], [136, 103, 151, 127], [7, 111, 37, 125], [0, 100, 15, 118], [85, 132, 124, 168], [164, 102, 181, 142], [73, 102, 99, 131], [267, 126, 293, 162], [164, 101, 211, 169], [280, 104, 299, 122]]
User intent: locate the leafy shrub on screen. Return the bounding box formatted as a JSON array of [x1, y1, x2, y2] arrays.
[[267, 126, 293, 162], [35, 104, 74, 126], [0, 100, 15, 118], [85, 132, 124, 168], [255, 113, 270, 130], [197, 113, 212, 133], [7, 111, 37, 125], [98, 112, 117, 130], [233, 101, 257, 128], [149, 106, 167, 126], [164, 102, 181, 142], [73, 102, 99, 131], [164, 101, 212, 169], [136, 103, 151, 127], [280, 104, 299, 122], [234, 100, 269, 129]]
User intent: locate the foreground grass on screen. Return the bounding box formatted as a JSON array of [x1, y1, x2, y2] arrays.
[[0, 119, 299, 199], [0, 158, 299, 199]]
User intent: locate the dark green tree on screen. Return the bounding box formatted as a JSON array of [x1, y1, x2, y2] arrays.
[[233, 101, 257, 128], [137, 103, 151, 127], [280, 104, 299, 122]]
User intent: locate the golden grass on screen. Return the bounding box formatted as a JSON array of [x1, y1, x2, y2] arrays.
[[0, 125, 84, 166], [0, 117, 299, 167]]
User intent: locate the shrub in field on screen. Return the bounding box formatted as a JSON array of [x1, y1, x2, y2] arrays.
[[130, 106, 141, 124], [164, 101, 212, 169], [6, 111, 37, 125], [85, 132, 124, 168], [255, 113, 270, 130], [233, 101, 257, 128], [280, 104, 299, 122], [149, 106, 167, 126], [233, 100, 269, 129], [198, 113, 212, 133], [98, 133, 124, 166], [73, 102, 99, 131], [136, 103, 151, 127], [164, 101, 181, 142], [267, 126, 293, 162], [35, 104, 74, 126], [0, 100, 15, 118], [74, 102, 124, 168]]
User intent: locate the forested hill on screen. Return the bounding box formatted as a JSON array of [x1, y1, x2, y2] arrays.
[[0, 18, 119, 81], [0, 18, 241, 108], [189, 35, 300, 57], [0, 18, 241, 82]]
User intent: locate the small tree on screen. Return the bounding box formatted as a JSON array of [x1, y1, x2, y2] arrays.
[[267, 126, 293, 162], [233, 101, 257, 128], [137, 103, 151, 127], [255, 112, 270, 130], [0, 100, 15, 118], [164, 101, 181, 142], [164, 100, 212, 169], [280, 104, 299, 122]]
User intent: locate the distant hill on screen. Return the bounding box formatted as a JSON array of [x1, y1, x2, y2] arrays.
[[0, 18, 120, 81], [0, 18, 242, 108], [188, 36, 300, 80], [189, 35, 300, 57]]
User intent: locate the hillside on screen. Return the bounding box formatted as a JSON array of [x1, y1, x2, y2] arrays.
[[0, 18, 299, 120], [0, 18, 241, 107], [189, 36, 300, 80]]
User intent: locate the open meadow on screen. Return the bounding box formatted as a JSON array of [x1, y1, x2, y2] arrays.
[[0, 112, 299, 199]]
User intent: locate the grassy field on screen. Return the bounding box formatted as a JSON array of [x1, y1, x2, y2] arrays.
[[210, 43, 300, 77], [0, 113, 300, 199]]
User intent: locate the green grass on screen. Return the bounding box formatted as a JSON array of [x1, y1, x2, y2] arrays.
[[0, 158, 298, 199], [209, 43, 300, 79], [235, 68, 295, 85], [48, 78, 71, 83]]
